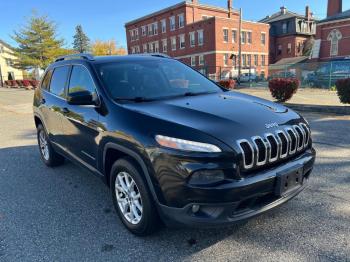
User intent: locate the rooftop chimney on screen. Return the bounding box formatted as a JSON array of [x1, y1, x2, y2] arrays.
[[227, 0, 233, 18], [305, 6, 312, 19], [191, 0, 198, 4], [327, 0, 342, 17], [280, 6, 287, 15]]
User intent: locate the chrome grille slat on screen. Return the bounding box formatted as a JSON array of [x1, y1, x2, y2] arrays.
[[237, 124, 310, 170]]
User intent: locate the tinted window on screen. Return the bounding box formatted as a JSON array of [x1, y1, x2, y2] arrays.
[[97, 59, 222, 100], [49, 66, 70, 97], [68, 65, 96, 95], [41, 70, 53, 90]]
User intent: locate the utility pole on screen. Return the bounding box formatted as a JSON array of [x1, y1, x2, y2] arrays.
[[238, 8, 242, 83]]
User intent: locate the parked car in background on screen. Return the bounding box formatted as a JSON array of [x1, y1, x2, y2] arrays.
[[33, 54, 316, 236], [239, 73, 258, 83]]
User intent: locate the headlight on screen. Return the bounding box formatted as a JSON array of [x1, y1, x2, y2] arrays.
[[155, 135, 221, 153]]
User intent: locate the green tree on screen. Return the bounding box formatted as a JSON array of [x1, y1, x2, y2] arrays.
[[73, 25, 90, 53], [11, 13, 65, 70]]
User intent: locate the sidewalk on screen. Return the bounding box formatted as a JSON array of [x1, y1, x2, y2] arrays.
[[236, 87, 350, 115]]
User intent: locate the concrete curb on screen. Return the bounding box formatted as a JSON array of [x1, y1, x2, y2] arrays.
[[283, 103, 350, 115]]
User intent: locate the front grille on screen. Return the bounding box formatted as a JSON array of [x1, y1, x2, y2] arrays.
[[237, 123, 311, 170]]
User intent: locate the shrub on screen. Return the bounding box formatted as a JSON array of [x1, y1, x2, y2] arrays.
[[16, 80, 23, 86], [268, 78, 300, 102], [219, 79, 236, 89], [30, 80, 39, 88], [22, 79, 31, 87], [335, 78, 350, 104], [10, 80, 18, 87], [4, 80, 11, 87]]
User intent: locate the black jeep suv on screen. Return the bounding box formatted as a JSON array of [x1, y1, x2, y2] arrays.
[[33, 54, 316, 235]]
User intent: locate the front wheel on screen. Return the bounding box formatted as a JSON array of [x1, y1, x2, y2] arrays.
[[110, 158, 159, 236], [37, 124, 65, 167]]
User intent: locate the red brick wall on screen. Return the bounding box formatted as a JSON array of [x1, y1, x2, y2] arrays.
[[316, 19, 350, 60], [270, 35, 309, 63]]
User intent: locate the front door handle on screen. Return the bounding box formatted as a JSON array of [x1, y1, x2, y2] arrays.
[[41, 98, 46, 104], [62, 107, 70, 114]]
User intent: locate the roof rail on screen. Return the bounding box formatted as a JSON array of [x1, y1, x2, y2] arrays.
[[130, 53, 171, 59], [55, 53, 95, 62]]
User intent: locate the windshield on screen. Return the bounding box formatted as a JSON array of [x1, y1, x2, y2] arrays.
[[97, 59, 223, 101]]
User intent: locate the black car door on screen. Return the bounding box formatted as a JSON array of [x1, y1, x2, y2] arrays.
[[40, 66, 70, 146], [60, 64, 100, 168]]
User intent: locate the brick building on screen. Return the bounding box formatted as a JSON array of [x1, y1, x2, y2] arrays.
[[260, 6, 316, 64], [125, 0, 270, 79], [312, 0, 350, 61]]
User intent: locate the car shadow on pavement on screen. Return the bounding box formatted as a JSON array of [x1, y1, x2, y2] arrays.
[[0, 144, 349, 261]]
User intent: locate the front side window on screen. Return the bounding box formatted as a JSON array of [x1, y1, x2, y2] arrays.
[[97, 59, 223, 101], [49, 66, 70, 98], [68, 65, 96, 95]]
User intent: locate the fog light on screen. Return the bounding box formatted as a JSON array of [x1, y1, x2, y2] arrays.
[[192, 204, 200, 213], [188, 170, 225, 186]]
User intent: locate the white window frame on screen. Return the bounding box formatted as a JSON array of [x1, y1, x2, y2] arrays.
[[261, 55, 266, 66], [154, 41, 159, 53], [242, 54, 247, 67], [328, 29, 342, 57], [148, 42, 154, 53], [254, 54, 258, 66], [223, 28, 229, 43], [261, 32, 266, 45], [171, 36, 176, 51], [179, 34, 185, 49], [191, 56, 196, 66], [241, 31, 246, 44], [162, 39, 167, 52], [141, 26, 146, 36], [143, 44, 147, 53], [178, 13, 185, 28], [199, 55, 204, 66], [170, 16, 176, 31], [148, 24, 153, 35], [189, 32, 195, 47], [247, 54, 251, 66], [161, 19, 166, 33], [153, 23, 158, 35], [232, 29, 237, 43], [197, 30, 204, 46], [247, 32, 252, 44]]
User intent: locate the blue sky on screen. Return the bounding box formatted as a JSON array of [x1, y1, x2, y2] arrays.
[[1, 0, 350, 48]]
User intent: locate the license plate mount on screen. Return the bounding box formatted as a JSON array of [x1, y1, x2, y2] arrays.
[[275, 165, 304, 196]]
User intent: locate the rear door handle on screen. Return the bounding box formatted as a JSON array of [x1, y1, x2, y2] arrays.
[[62, 107, 70, 114], [41, 98, 46, 104]]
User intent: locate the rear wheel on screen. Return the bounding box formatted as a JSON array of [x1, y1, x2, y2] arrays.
[[37, 124, 65, 167], [110, 158, 159, 236]]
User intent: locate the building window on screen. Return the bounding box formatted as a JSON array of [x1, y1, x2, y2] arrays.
[[247, 54, 251, 66], [161, 39, 167, 53], [232, 29, 237, 43], [179, 34, 185, 49], [161, 19, 166, 33], [0, 45, 4, 53], [199, 55, 204, 66], [247, 32, 252, 44], [148, 43, 154, 53], [143, 44, 147, 53], [287, 43, 292, 54], [198, 30, 204, 46], [189, 32, 195, 47], [278, 45, 282, 55], [241, 31, 246, 44], [153, 23, 158, 35], [261, 33, 266, 45], [170, 16, 176, 31], [254, 55, 258, 66], [141, 26, 146, 36], [242, 54, 247, 67], [191, 56, 196, 66], [171, 37, 176, 51], [130, 29, 139, 41], [148, 24, 153, 35], [154, 41, 159, 53], [6, 58, 13, 66], [261, 55, 266, 66], [223, 54, 229, 66], [223, 29, 229, 43], [178, 13, 185, 28], [282, 22, 287, 34], [328, 29, 342, 57]]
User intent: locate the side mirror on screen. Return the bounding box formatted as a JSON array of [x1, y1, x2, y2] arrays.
[[67, 90, 96, 105]]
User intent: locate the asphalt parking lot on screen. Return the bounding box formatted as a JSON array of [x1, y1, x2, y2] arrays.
[[0, 88, 349, 262]]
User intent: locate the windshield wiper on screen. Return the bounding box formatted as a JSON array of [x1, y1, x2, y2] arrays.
[[183, 91, 218, 97], [114, 97, 153, 102]]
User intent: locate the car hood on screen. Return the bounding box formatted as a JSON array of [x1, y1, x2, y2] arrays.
[[123, 91, 302, 146]]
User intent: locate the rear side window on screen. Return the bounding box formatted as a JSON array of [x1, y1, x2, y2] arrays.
[[68, 65, 96, 95], [41, 70, 53, 90], [49, 66, 70, 98]]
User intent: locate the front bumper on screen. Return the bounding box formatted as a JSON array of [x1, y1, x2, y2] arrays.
[[156, 148, 315, 227]]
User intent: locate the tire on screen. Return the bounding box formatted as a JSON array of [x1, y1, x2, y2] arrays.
[[110, 157, 159, 236], [37, 124, 65, 167]]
